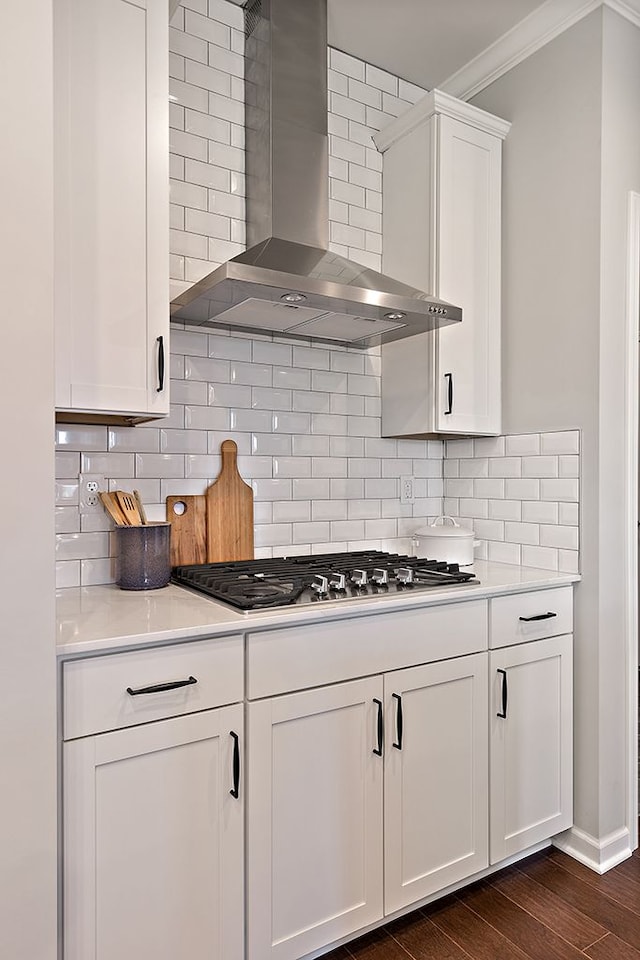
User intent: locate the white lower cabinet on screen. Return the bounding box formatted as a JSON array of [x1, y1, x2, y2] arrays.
[[489, 634, 573, 863], [63, 705, 244, 960], [247, 678, 385, 960], [247, 653, 489, 960], [384, 654, 488, 913]]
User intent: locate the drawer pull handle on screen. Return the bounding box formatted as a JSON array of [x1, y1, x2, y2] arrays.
[[497, 669, 508, 719], [518, 612, 557, 622], [126, 675, 197, 696], [392, 693, 403, 750], [230, 731, 240, 799], [373, 698, 384, 757]]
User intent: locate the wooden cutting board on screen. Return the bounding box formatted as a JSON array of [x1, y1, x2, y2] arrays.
[[166, 439, 254, 565], [206, 439, 254, 562], [166, 495, 207, 566]]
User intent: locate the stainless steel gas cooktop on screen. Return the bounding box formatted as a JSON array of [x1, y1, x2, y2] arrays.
[[172, 550, 479, 612]]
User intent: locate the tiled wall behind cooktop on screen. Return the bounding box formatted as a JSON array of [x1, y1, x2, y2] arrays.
[[55, 328, 445, 587]]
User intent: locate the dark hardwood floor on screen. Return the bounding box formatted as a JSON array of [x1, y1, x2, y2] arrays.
[[324, 833, 640, 960]]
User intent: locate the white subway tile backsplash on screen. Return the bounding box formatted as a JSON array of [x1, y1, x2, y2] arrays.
[[540, 430, 580, 455], [445, 479, 473, 498], [559, 455, 579, 478], [293, 478, 330, 501], [273, 457, 311, 479], [56, 506, 80, 534], [330, 393, 364, 416], [559, 502, 579, 526], [474, 519, 505, 541], [522, 501, 559, 524], [558, 550, 580, 573], [292, 522, 331, 544], [56, 532, 110, 562], [505, 521, 539, 545], [56, 561, 81, 589], [81, 452, 135, 477], [185, 405, 230, 430], [55, 451, 80, 479], [272, 366, 312, 391], [459, 458, 489, 479], [272, 501, 311, 523], [505, 479, 540, 500], [522, 456, 559, 478], [272, 412, 311, 434], [446, 439, 474, 458], [488, 458, 521, 479], [160, 430, 207, 454], [539, 524, 579, 550], [488, 541, 522, 565], [489, 500, 521, 521], [254, 524, 292, 548], [135, 454, 184, 479], [348, 500, 382, 520], [56, 424, 107, 451], [522, 545, 559, 570], [458, 499, 489, 520], [540, 478, 579, 502], [312, 500, 348, 521]]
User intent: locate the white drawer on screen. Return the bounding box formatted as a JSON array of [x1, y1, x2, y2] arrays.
[[489, 588, 573, 649], [63, 634, 243, 740], [247, 599, 488, 699]]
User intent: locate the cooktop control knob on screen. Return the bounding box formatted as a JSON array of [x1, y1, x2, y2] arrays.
[[372, 568, 389, 585], [329, 572, 347, 591], [351, 569, 368, 587], [396, 567, 415, 585], [311, 575, 329, 596]]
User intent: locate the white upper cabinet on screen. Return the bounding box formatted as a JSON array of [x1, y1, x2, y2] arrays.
[[376, 90, 509, 438], [54, 0, 169, 422]]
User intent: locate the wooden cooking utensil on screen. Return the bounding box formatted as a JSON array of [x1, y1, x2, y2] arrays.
[[133, 489, 148, 525], [115, 490, 142, 525], [99, 491, 127, 526], [206, 439, 254, 562], [166, 495, 207, 566]]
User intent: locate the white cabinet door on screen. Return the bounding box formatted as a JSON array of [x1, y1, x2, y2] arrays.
[[63, 706, 243, 960], [379, 91, 508, 439], [54, 0, 169, 420], [247, 678, 384, 960], [435, 115, 502, 434], [490, 634, 573, 863], [384, 653, 488, 913]]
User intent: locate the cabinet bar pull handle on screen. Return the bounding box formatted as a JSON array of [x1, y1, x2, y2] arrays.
[[392, 693, 403, 750], [229, 731, 240, 799], [444, 373, 453, 415], [156, 335, 165, 392], [518, 611, 557, 622], [373, 698, 383, 756], [126, 675, 197, 696], [497, 669, 508, 718]]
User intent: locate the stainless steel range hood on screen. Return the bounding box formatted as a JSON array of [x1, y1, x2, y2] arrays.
[[170, 0, 462, 348]]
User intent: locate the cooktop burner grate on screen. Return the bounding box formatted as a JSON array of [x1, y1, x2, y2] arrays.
[[172, 550, 479, 611]]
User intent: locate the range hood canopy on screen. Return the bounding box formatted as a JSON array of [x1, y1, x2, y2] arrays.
[[170, 0, 462, 348]]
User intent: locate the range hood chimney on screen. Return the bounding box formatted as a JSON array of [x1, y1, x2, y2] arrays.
[[170, 0, 462, 348]]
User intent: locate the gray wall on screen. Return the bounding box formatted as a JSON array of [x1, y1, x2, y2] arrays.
[[0, 2, 57, 957], [473, 7, 640, 844]]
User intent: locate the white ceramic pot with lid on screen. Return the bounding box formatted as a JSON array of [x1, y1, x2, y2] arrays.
[[412, 516, 479, 566]]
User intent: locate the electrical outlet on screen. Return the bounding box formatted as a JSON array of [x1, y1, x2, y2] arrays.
[[400, 475, 415, 504], [79, 474, 105, 515]]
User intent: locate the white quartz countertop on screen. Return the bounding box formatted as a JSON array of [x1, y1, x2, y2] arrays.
[[57, 561, 580, 657]]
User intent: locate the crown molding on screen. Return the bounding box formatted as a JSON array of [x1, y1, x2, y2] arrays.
[[439, 0, 640, 102], [373, 89, 511, 154]]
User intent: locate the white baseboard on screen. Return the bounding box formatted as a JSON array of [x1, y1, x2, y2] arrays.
[[553, 825, 632, 873]]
